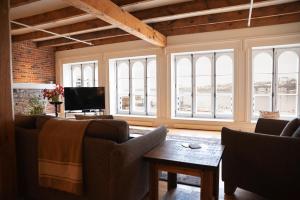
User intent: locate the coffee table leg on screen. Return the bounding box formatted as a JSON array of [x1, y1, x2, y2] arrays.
[[201, 170, 214, 200], [213, 167, 219, 200], [167, 172, 177, 190], [149, 163, 159, 200]]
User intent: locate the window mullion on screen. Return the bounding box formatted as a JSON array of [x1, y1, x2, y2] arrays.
[[272, 48, 277, 112], [191, 54, 196, 118], [71, 65, 74, 87], [298, 50, 300, 117], [93, 62, 95, 87], [116, 61, 119, 114], [129, 59, 132, 115], [145, 58, 148, 115], [174, 56, 178, 117], [212, 53, 216, 119], [81, 64, 83, 87]]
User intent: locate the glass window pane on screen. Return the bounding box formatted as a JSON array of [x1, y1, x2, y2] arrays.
[[277, 50, 299, 117], [131, 61, 145, 113], [216, 54, 233, 116], [72, 64, 81, 87], [277, 95, 297, 117], [253, 52, 273, 74], [216, 55, 233, 76], [83, 64, 94, 87], [278, 51, 299, 73], [95, 64, 98, 87], [195, 55, 212, 115], [216, 94, 233, 115], [253, 95, 272, 113], [117, 61, 129, 113], [252, 51, 273, 116], [253, 74, 272, 95], [176, 57, 192, 115], [147, 59, 156, 114]]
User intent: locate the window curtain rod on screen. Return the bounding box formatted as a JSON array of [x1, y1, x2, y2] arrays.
[[11, 20, 93, 46]]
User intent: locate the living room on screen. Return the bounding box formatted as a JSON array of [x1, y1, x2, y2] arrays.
[[1, 0, 300, 199]]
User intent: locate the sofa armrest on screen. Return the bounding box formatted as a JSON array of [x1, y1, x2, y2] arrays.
[[113, 126, 167, 168], [108, 126, 167, 200], [254, 118, 288, 135], [222, 127, 300, 182]]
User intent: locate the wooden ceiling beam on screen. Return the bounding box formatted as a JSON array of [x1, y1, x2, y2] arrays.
[[11, 0, 151, 30], [55, 12, 300, 51], [12, 0, 267, 41], [37, 2, 300, 47], [10, 0, 39, 8], [61, 0, 166, 47]]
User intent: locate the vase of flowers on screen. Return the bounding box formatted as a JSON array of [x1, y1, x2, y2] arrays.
[[43, 84, 64, 103], [43, 84, 64, 117]]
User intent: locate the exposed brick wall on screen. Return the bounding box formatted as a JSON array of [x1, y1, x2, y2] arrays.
[[12, 40, 55, 83], [12, 40, 56, 115]]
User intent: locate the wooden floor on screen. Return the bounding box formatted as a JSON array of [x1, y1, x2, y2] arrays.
[[139, 127, 267, 200]]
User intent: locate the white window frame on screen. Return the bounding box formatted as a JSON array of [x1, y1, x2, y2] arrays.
[[115, 56, 156, 116], [251, 46, 300, 119], [173, 50, 234, 119], [66, 61, 98, 87]]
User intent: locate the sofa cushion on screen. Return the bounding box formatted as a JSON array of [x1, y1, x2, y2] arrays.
[[292, 126, 300, 138], [75, 115, 113, 120], [280, 118, 299, 137], [86, 120, 129, 143]]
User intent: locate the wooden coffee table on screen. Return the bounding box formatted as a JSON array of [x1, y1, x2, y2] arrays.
[[144, 140, 224, 200]]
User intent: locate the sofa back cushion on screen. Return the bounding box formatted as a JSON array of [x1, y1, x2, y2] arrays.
[[280, 118, 300, 137], [86, 120, 129, 143]]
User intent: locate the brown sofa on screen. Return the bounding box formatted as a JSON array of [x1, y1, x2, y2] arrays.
[[15, 115, 167, 200], [221, 118, 300, 199]]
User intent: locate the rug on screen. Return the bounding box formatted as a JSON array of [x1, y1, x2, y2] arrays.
[[129, 128, 221, 187]]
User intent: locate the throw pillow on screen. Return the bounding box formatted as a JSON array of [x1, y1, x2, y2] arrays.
[[292, 126, 300, 138], [259, 111, 280, 119], [75, 115, 113, 120], [280, 118, 299, 137]]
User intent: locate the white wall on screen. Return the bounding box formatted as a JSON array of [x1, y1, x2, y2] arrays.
[[56, 22, 300, 131]]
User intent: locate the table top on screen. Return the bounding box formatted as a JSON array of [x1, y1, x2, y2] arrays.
[[144, 140, 224, 169]]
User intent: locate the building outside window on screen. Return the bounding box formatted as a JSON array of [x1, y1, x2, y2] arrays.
[[172, 49, 234, 119], [63, 61, 98, 87], [110, 56, 156, 116], [252, 45, 300, 118]]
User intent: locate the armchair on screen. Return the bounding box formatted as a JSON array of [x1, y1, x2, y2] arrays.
[[221, 118, 300, 199]]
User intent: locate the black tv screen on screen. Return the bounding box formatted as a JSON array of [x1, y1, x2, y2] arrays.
[[64, 87, 105, 111]]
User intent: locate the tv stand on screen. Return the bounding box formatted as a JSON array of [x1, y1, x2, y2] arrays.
[[64, 109, 105, 118]]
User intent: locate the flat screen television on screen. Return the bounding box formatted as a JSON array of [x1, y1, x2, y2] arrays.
[[64, 87, 105, 111]]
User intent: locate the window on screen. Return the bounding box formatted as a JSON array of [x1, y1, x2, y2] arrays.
[[173, 50, 234, 119], [63, 61, 98, 87], [111, 56, 156, 116], [252, 46, 300, 118]]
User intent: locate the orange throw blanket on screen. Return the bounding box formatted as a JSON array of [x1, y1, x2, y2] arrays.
[[38, 118, 90, 195]]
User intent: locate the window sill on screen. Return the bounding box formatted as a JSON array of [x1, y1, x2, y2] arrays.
[[171, 117, 234, 123], [113, 114, 156, 119]]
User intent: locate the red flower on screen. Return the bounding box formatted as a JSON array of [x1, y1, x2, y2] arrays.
[[42, 84, 64, 100]]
